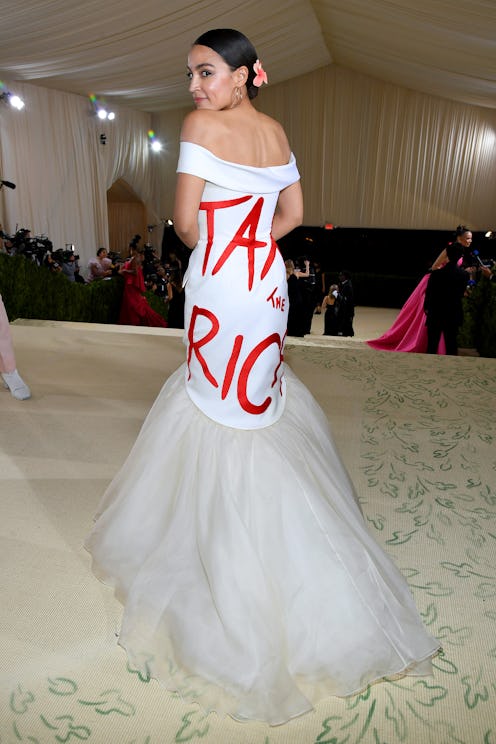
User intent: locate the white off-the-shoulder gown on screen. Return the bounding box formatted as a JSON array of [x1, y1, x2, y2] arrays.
[[85, 142, 440, 725]]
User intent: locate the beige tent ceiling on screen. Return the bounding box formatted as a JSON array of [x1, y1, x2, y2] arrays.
[[1, 0, 495, 112]]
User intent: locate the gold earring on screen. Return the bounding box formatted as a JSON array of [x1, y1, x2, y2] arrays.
[[230, 86, 244, 108]]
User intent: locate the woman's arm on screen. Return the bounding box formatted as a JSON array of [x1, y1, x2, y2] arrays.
[[173, 173, 205, 249], [294, 260, 310, 278], [431, 248, 448, 270], [271, 181, 304, 241], [120, 256, 138, 275], [88, 260, 100, 279], [173, 112, 209, 249]]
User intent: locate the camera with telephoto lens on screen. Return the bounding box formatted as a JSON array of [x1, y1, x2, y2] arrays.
[[2, 228, 53, 264]]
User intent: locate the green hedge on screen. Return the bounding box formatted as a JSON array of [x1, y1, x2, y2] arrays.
[[2, 254, 494, 356], [458, 277, 496, 357], [0, 253, 168, 324]]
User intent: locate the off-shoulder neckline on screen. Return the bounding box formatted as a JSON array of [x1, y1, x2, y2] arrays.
[[180, 141, 295, 171]]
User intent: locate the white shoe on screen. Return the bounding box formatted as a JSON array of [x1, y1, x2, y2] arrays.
[[2, 370, 31, 400]]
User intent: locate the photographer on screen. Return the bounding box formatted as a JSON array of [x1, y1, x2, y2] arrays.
[[1, 228, 52, 265], [44, 251, 63, 274], [142, 246, 161, 279], [152, 264, 174, 302], [165, 267, 184, 328], [57, 249, 84, 283]]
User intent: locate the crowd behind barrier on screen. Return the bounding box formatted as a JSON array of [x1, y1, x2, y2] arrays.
[[0, 228, 187, 327], [1, 228, 495, 356]]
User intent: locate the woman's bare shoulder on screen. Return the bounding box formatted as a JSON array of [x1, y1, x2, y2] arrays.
[[180, 108, 291, 164], [255, 110, 288, 135], [180, 110, 223, 145], [255, 111, 291, 157]]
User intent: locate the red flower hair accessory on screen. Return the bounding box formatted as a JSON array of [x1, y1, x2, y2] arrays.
[[253, 59, 268, 87]]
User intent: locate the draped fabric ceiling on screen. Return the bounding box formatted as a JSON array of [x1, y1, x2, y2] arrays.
[[1, 0, 495, 113]]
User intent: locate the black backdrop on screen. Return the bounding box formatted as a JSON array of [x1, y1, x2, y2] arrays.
[[277, 226, 492, 279], [161, 223, 495, 307]]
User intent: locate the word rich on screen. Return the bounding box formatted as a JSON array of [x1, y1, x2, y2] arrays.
[[185, 195, 289, 424]]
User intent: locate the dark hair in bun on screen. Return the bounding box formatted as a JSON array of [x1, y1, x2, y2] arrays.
[[193, 29, 260, 99]]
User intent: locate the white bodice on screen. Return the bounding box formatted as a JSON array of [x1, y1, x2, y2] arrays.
[[177, 141, 300, 429]]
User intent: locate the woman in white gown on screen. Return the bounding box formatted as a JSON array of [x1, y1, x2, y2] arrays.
[[85, 28, 440, 725]]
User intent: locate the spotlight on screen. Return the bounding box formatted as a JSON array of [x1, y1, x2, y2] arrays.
[[9, 95, 25, 110], [148, 129, 163, 152], [89, 94, 115, 121], [96, 107, 114, 120], [0, 90, 25, 110], [485, 230, 494, 239]]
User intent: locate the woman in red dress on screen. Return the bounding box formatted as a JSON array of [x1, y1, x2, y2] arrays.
[[118, 245, 168, 328]]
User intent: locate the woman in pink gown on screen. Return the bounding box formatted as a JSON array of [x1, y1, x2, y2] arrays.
[[367, 226, 473, 353]]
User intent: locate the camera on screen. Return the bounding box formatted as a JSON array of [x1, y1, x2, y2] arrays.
[[2, 228, 53, 264], [108, 250, 124, 275]]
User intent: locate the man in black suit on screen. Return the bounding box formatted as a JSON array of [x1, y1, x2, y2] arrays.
[[337, 270, 355, 337], [424, 243, 469, 355]]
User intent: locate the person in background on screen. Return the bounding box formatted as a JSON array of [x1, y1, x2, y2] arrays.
[[297, 257, 317, 334], [118, 245, 168, 328], [87, 247, 113, 281], [166, 269, 185, 328], [321, 283, 340, 335], [367, 226, 473, 353], [312, 260, 326, 314], [285, 259, 306, 336], [424, 242, 469, 355], [165, 249, 183, 281], [0, 294, 31, 400], [337, 270, 355, 336], [480, 263, 495, 281], [61, 251, 84, 283]]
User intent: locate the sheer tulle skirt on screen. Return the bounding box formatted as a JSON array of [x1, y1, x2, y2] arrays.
[[85, 364, 439, 724]]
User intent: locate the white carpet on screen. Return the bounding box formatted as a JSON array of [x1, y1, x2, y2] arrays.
[[1, 319, 495, 744]]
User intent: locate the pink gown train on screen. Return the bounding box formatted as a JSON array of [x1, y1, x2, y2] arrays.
[[367, 273, 446, 354]]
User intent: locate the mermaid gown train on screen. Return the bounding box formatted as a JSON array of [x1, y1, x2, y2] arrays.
[[86, 143, 440, 724]]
